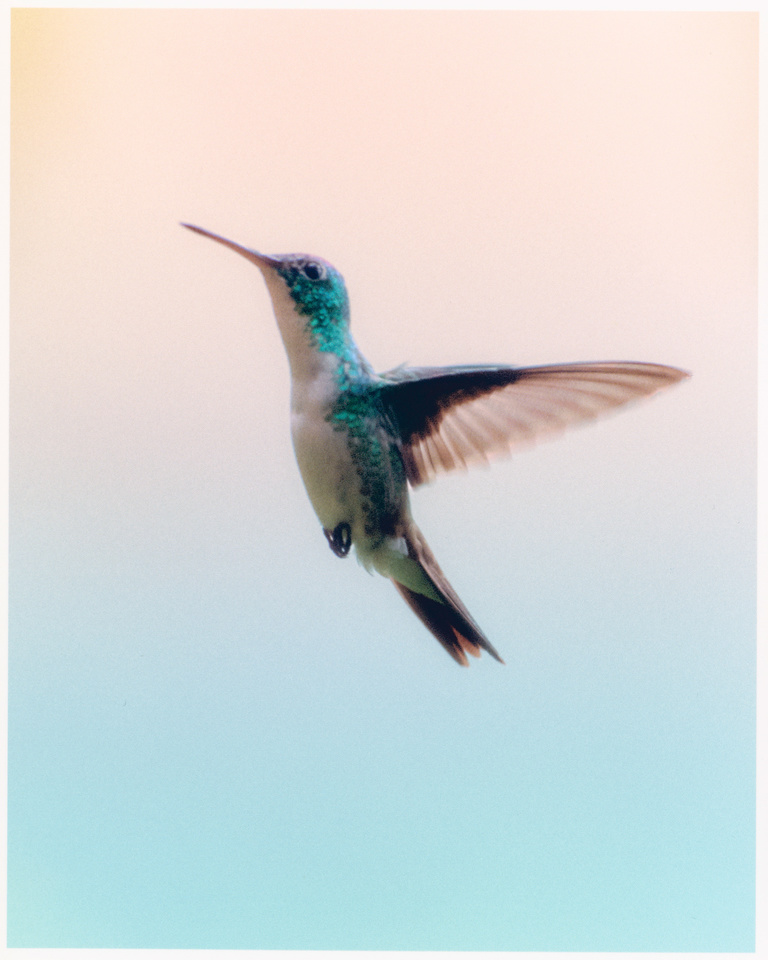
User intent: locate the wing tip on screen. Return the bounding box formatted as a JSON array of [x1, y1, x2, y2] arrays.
[[396, 360, 690, 487]]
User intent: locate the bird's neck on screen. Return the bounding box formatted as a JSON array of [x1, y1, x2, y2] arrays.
[[261, 271, 371, 390]]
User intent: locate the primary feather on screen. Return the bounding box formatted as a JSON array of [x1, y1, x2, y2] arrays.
[[379, 361, 689, 486]]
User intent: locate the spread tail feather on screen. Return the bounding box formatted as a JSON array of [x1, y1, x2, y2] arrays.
[[392, 527, 504, 667]]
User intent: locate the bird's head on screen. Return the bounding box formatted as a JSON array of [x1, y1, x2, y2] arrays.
[[182, 223, 350, 358]]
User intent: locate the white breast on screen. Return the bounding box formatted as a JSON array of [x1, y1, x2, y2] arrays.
[[288, 356, 358, 533], [260, 272, 362, 533]]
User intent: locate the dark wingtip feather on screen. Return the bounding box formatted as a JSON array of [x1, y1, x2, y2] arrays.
[[383, 360, 691, 487]]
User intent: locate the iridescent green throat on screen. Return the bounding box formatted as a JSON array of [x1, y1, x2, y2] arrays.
[[278, 263, 351, 357]]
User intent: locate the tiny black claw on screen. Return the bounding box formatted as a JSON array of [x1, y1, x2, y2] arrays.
[[324, 522, 352, 558]]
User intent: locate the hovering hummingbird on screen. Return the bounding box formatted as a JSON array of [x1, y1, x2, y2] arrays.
[[182, 223, 688, 666]]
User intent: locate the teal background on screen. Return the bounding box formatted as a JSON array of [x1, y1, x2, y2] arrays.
[[9, 10, 756, 951]]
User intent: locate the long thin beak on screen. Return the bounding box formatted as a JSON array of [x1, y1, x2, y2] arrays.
[[181, 223, 280, 270]]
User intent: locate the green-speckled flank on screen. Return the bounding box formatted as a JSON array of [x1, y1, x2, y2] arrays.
[[328, 381, 406, 543], [278, 261, 350, 356]]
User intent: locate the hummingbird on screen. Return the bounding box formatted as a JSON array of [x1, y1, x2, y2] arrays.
[[182, 223, 689, 666]]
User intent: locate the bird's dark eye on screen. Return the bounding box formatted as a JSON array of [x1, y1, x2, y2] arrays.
[[302, 261, 325, 281]]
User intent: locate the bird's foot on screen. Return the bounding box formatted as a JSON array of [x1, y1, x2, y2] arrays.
[[324, 522, 351, 558]]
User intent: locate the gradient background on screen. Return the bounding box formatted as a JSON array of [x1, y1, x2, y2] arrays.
[[9, 10, 756, 952]]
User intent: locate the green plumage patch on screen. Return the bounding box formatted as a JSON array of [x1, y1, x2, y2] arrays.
[[278, 263, 350, 356], [328, 384, 405, 542]]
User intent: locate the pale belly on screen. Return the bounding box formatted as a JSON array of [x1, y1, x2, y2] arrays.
[[293, 413, 425, 589], [290, 403, 414, 574], [291, 410, 360, 533], [288, 367, 411, 571]]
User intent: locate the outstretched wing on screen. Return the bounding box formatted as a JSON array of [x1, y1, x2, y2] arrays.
[[378, 361, 689, 487]]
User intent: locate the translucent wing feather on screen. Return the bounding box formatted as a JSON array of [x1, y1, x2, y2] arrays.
[[379, 361, 689, 487]]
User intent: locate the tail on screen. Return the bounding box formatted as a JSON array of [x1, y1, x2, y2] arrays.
[[392, 525, 504, 667]]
